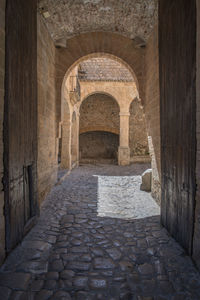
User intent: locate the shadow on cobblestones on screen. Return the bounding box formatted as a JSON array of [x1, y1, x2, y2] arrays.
[[0, 164, 200, 300]]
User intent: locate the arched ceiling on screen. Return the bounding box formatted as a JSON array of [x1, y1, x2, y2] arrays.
[[38, 0, 158, 44]]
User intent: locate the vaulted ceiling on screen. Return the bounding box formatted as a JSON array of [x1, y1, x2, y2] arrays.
[[38, 0, 158, 44]]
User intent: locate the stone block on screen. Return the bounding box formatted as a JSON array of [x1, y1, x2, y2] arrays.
[[140, 169, 152, 192]]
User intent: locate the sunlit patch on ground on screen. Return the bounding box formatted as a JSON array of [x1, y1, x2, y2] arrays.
[[96, 175, 160, 219]]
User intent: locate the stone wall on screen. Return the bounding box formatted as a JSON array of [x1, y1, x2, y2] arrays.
[[129, 99, 149, 158], [0, 0, 5, 264], [145, 25, 161, 203], [79, 93, 120, 162], [37, 15, 58, 204], [80, 132, 119, 161], [79, 93, 120, 134]]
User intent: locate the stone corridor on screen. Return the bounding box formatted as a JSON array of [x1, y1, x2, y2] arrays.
[[0, 164, 200, 299]]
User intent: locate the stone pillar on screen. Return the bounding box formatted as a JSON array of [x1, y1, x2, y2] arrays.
[[118, 112, 130, 165]]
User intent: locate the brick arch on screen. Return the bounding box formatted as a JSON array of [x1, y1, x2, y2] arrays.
[[80, 91, 120, 110], [62, 52, 139, 92], [58, 32, 145, 124]]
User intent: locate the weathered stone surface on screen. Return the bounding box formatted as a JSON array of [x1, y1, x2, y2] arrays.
[[0, 272, 31, 290], [49, 259, 64, 272], [75, 291, 93, 300], [73, 276, 88, 288], [17, 260, 48, 274], [140, 169, 152, 192], [119, 261, 133, 272], [0, 286, 12, 299], [94, 258, 115, 270], [35, 289, 53, 300], [68, 261, 91, 271], [91, 248, 104, 257], [138, 263, 154, 275], [30, 280, 44, 292], [89, 278, 107, 289], [46, 272, 59, 280], [38, 0, 158, 42], [50, 291, 71, 300], [10, 291, 29, 300], [44, 279, 57, 290], [106, 248, 122, 260], [21, 241, 51, 252], [60, 270, 75, 279]]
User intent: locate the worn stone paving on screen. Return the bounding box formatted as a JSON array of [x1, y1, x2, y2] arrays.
[[0, 164, 200, 300]]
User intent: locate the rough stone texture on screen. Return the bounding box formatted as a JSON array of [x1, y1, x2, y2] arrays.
[[79, 94, 119, 149], [140, 169, 152, 192], [0, 164, 200, 299], [38, 0, 158, 43], [80, 131, 119, 161], [129, 98, 149, 158], [193, 0, 200, 270], [37, 14, 58, 204], [145, 25, 161, 203], [97, 174, 159, 219], [79, 58, 134, 82], [0, 0, 5, 265], [80, 93, 120, 136]]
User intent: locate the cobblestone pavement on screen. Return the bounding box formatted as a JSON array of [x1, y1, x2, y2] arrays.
[[0, 164, 200, 300]]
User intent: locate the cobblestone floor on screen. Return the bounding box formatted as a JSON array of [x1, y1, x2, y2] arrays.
[[0, 164, 200, 300]]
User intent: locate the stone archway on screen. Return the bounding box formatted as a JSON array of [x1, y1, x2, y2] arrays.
[[79, 93, 120, 164]]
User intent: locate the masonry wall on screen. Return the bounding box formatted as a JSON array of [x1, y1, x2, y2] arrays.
[[37, 15, 58, 204], [129, 99, 149, 158], [80, 132, 119, 161], [193, 0, 200, 269], [145, 25, 161, 203], [79, 94, 120, 134], [0, 0, 5, 264]]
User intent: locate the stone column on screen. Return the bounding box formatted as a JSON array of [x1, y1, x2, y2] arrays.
[[118, 112, 130, 165]]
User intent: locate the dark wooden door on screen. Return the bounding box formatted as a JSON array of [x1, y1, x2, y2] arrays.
[[159, 0, 196, 254], [4, 0, 38, 252]]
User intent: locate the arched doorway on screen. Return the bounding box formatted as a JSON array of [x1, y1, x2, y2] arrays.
[[79, 93, 120, 164]]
